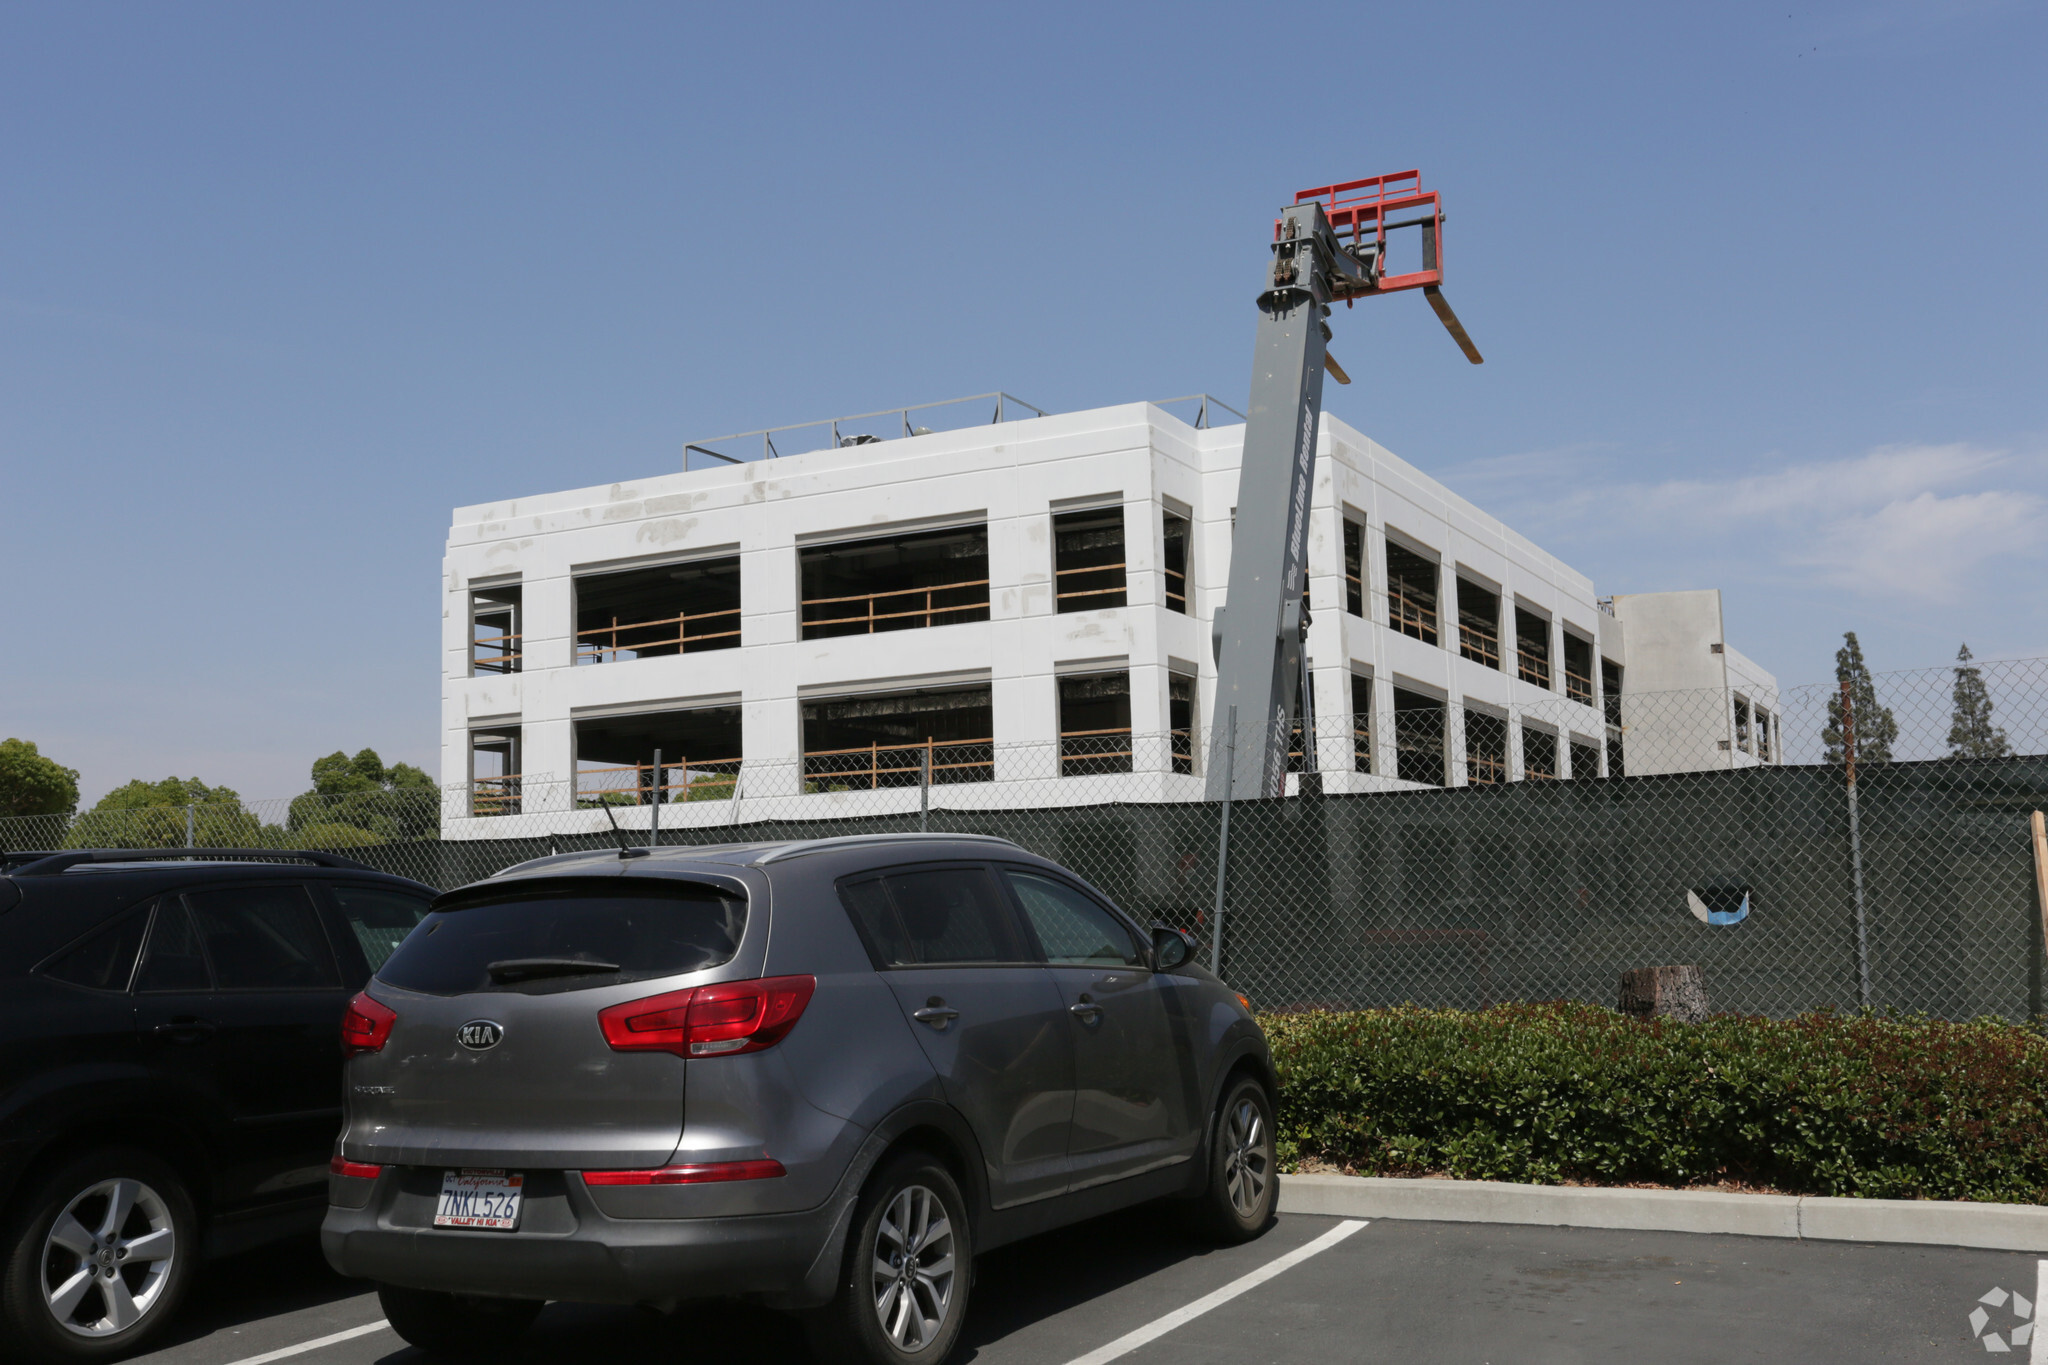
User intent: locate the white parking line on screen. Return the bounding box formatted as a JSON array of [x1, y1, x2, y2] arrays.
[[1062, 1219, 1370, 1365], [2032, 1259, 2046, 1364], [218, 1319, 390, 1365]]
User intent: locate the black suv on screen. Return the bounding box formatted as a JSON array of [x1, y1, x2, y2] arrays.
[[0, 849, 438, 1363]]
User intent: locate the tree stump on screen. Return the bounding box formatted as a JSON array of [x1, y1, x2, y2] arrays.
[[1619, 965, 1709, 1023]]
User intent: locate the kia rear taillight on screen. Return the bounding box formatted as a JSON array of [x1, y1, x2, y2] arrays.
[[580, 1159, 785, 1186], [342, 991, 398, 1056], [597, 975, 816, 1059], [330, 1155, 383, 1180]]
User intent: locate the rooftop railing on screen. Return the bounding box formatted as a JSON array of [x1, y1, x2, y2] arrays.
[[681, 391, 1248, 470]]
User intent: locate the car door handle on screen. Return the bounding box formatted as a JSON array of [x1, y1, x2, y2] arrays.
[[151, 1017, 218, 1042], [1068, 996, 1102, 1020], [911, 1006, 960, 1027]]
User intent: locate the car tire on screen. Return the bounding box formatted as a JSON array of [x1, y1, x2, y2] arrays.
[[0, 1147, 199, 1365], [1185, 1074, 1278, 1243], [806, 1151, 972, 1365], [376, 1283, 543, 1359]]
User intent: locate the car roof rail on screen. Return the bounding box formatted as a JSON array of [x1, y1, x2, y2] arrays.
[[6, 848, 376, 877], [1, 850, 64, 874], [753, 832, 1027, 865]]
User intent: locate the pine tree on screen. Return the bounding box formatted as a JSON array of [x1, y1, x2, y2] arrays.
[[1946, 643, 2010, 759], [1822, 631, 1897, 765]]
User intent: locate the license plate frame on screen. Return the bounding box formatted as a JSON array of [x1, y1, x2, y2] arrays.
[[433, 1169, 524, 1231]]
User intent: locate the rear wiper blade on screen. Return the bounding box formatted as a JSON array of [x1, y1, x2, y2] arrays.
[[486, 957, 622, 983]]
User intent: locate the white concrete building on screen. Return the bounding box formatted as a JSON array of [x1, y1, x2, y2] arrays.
[[440, 399, 1776, 835]]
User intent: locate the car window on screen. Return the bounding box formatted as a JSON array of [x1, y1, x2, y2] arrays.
[[377, 883, 747, 996], [136, 901, 211, 992], [330, 884, 434, 972], [41, 908, 150, 992], [1005, 871, 1142, 967], [841, 866, 1027, 968], [185, 885, 341, 990]]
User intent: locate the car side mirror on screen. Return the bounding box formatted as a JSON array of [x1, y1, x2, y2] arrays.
[[1151, 923, 1194, 970]]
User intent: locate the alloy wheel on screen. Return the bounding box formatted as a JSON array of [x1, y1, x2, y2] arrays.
[[869, 1183, 956, 1352], [40, 1177, 177, 1338], [1222, 1095, 1271, 1219]]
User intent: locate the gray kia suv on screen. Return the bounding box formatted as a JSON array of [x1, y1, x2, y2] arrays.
[[322, 833, 1277, 1364]]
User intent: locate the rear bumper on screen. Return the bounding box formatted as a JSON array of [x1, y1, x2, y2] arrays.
[[321, 1166, 852, 1310]]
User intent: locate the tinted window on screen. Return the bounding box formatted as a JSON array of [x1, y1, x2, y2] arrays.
[[42, 909, 149, 992], [378, 884, 746, 996], [840, 866, 1025, 967], [185, 885, 340, 990], [136, 902, 211, 993], [1006, 872, 1141, 966], [331, 884, 434, 972]]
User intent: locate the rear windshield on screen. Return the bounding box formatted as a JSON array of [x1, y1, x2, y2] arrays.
[[376, 883, 746, 996]]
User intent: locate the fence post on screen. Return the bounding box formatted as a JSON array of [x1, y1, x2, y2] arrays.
[[920, 745, 931, 833], [1210, 706, 1238, 978], [2029, 810, 2048, 1023], [184, 803, 195, 850], [651, 748, 662, 847], [1842, 680, 1871, 1009]]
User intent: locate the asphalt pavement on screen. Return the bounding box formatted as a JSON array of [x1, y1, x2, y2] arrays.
[[128, 1210, 2042, 1365]]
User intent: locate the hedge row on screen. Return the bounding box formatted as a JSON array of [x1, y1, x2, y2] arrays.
[[1261, 1003, 2048, 1203]]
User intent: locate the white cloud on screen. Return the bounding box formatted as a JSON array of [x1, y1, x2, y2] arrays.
[[1444, 442, 2048, 606]]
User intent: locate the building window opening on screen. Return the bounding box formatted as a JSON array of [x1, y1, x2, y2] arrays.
[[1385, 542, 1439, 645], [1563, 632, 1594, 705], [577, 556, 741, 665], [575, 707, 741, 809], [471, 585, 522, 676], [1351, 673, 1372, 773], [1465, 710, 1508, 785], [1162, 511, 1190, 616], [1734, 695, 1753, 753], [1456, 579, 1501, 670], [1756, 709, 1774, 762], [1169, 672, 1197, 776], [1569, 738, 1602, 780], [1059, 671, 1133, 776], [1515, 608, 1552, 689], [1523, 727, 1557, 780], [1054, 507, 1128, 612], [800, 525, 989, 640], [803, 686, 993, 789], [470, 727, 521, 817], [1393, 689, 1445, 786], [1286, 671, 1316, 775], [1343, 519, 1365, 617]]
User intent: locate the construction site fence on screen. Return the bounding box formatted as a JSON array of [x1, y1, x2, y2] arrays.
[[8, 656, 2048, 1023]]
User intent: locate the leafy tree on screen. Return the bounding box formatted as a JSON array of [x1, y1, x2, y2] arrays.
[[1946, 643, 2010, 760], [65, 777, 259, 848], [1822, 631, 1897, 765], [0, 738, 80, 818], [287, 748, 439, 844]]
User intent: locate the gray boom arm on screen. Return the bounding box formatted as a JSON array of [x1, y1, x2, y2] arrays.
[[1205, 202, 1364, 799]]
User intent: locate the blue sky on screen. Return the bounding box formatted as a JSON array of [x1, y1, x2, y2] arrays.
[[4, 1, 2043, 804]]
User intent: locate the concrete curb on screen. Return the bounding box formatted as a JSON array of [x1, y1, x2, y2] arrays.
[[1277, 1173, 2048, 1251]]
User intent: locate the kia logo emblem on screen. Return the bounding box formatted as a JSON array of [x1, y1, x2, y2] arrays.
[[457, 1020, 503, 1050]]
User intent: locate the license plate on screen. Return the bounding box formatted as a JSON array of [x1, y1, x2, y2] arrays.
[[433, 1169, 524, 1230]]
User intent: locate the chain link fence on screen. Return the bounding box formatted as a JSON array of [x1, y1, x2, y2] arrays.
[[8, 657, 2046, 1021]]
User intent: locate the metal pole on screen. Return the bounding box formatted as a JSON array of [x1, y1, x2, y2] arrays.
[[651, 748, 662, 847], [1842, 680, 1871, 1009], [185, 803, 195, 850], [919, 744, 931, 833], [1210, 706, 1238, 977], [2027, 810, 2048, 1024]]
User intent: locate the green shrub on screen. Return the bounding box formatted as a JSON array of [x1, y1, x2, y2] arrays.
[[1262, 1003, 2048, 1204]]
